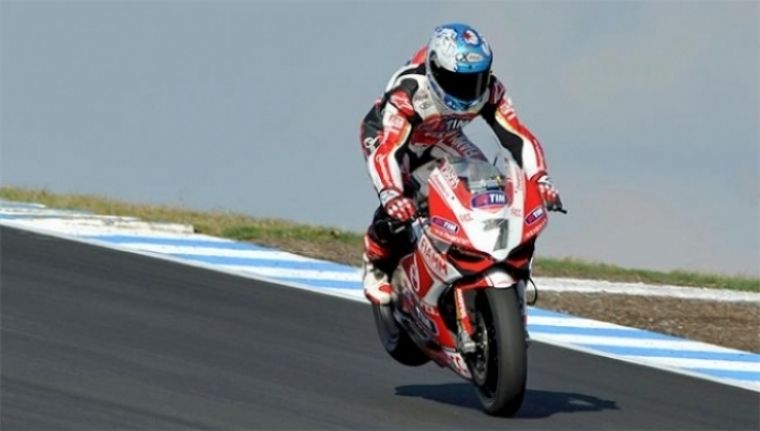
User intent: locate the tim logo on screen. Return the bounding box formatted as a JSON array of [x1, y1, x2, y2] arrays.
[[431, 216, 459, 233], [418, 116, 469, 134], [525, 207, 546, 225], [471, 191, 506, 209], [443, 118, 466, 131]]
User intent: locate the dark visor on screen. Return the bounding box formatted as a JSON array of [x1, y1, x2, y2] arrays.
[[431, 61, 490, 102]]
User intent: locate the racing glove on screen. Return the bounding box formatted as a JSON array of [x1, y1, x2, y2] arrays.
[[380, 188, 416, 222], [535, 174, 564, 212]]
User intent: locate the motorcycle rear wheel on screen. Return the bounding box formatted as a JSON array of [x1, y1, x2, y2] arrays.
[[372, 303, 430, 366], [468, 287, 527, 416]]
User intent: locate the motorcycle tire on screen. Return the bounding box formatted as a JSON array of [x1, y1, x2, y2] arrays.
[[372, 303, 430, 366], [470, 287, 527, 416]]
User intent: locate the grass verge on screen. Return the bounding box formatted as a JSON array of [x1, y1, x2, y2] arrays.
[[2, 186, 758, 292]]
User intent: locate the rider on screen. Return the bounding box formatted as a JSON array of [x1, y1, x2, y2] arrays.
[[360, 23, 562, 305]]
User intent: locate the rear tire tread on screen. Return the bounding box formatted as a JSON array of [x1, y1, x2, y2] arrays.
[[372, 304, 430, 366]]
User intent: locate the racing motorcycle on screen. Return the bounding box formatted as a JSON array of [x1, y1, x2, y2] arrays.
[[371, 152, 563, 416]]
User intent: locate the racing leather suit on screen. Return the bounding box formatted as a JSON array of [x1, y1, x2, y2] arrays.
[[360, 46, 549, 276]]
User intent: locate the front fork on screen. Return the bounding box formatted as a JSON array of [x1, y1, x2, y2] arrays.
[[514, 279, 531, 345], [454, 278, 530, 354], [454, 286, 477, 353]]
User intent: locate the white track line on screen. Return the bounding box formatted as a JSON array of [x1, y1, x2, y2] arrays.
[[622, 356, 760, 372], [726, 379, 760, 391], [218, 265, 361, 282], [529, 334, 750, 353], [528, 316, 639, 330], [3, 218, 193, 235], [534, 277, 760, 303], [124, 243, 322, 262]]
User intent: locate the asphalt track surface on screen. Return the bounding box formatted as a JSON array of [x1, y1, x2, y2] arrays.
[[1, 226, 758, 430]]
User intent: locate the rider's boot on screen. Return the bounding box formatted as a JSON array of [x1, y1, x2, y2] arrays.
[[362, 253, 392, 305], [362, 232, 394, 305]]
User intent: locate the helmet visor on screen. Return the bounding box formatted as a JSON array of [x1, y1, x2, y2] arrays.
[[431, 61, 490, 102]]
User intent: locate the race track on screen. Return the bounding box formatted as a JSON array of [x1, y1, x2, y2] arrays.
[[2, 226, 758, 430]]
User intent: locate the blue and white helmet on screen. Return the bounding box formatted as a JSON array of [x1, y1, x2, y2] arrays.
[[426, 23, 493, 112]]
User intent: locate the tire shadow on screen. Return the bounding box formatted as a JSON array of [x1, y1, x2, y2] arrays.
[[395, 383, 618, 418]]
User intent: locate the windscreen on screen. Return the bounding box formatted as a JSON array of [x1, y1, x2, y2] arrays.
[[449, 158, 505, 197], [449, 157, 510, 252]]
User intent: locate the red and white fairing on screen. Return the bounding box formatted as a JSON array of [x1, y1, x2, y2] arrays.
[[391, 154, 548, 378]]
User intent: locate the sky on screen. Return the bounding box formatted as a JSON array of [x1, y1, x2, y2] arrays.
[[1, 1, 758, 276]]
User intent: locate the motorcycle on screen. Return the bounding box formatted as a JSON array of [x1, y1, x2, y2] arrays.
[[371, 153, 563, 416]]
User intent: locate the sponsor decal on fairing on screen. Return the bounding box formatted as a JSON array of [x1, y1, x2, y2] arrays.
[[428, 226, 470, 250], [431, 216, 459, 233], [471, 191, 507, 209], [525, 206, 546, 225], [439, 161, 460, 189], [418, 234, 448, 279], [408, 258, 420, 292]]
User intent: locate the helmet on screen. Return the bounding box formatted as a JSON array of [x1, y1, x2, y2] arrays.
[[426, 23, 493, 112]]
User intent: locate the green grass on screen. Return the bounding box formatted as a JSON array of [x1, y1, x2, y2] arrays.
[[2, 186, 758, 292], [222, 225, 360, 244]]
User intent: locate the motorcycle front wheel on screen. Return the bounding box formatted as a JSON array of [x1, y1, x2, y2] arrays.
[[467, 287, 527, 416]]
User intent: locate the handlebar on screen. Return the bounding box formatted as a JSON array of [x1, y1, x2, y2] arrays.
[[384, 197, 565, 236], [385, 218, 410, 234], [385, 208, 427, 234], [548, 196, 568, 214]]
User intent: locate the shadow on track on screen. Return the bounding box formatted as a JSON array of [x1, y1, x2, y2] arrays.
[[395, 383, 618, 418]]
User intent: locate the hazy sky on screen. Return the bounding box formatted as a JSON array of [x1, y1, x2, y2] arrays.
[[1, 1, 758, 276]]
